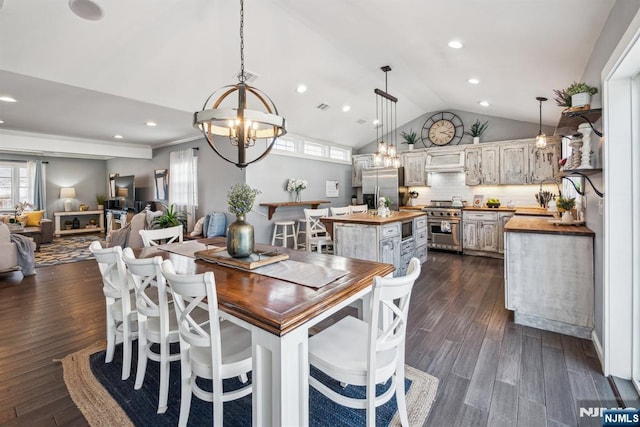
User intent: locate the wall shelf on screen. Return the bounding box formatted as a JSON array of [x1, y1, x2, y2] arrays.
[[260, 200, 331, 220], [555, 108, 602, 137], [559, 169, 604, 197]]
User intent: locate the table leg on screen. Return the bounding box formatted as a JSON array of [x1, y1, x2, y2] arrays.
[[252, 326, 309, 427]]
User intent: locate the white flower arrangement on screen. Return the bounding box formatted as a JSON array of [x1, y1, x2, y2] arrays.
[[286, 178, 308, 193]]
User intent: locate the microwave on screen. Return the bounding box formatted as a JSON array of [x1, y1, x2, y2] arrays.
[[401, 220, 413, 241]]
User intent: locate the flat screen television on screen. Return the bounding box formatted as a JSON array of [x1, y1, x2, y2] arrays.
[[113, 175, 135, 209]]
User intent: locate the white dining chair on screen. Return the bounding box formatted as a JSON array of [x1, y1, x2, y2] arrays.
[[349, 204, 369, 214], [139, 225, 183, 247], [304, 208, 333, 253], [89, 241, 138, 381], [330, 206, 351, 216], [161, 260, 253, 427], [308, 257, 421, 427], [122, 248, 181, 414]]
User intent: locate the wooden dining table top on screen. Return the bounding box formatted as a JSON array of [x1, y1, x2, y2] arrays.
[[135, 237, 395, 337]]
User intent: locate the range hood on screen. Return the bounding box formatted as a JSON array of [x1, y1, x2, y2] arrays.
[[424, 149, 465, 173]]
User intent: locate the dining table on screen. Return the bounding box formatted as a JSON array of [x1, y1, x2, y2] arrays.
[[136, 236, 395, 427]]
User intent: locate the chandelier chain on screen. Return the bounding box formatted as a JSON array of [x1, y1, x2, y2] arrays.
[[239, 0, 245, 83]]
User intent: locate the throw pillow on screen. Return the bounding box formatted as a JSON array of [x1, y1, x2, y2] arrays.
[[190, 217, 205, 237], [205, 212, 226, 237], [24, 210, 45, 227]]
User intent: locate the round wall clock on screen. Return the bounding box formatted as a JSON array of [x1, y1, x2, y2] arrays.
[[421, 112, 464, 147]]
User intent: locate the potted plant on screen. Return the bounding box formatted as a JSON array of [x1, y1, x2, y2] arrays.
[[152, 203, 187, 230], [565, 82, 598, 110], [227, 183, 261, 258], [400, 129, 419, 150], [556, 196, 576, 223], [464, 119, 488, 144], [553, 88, 571, 109], [96, 194, 105, 210]]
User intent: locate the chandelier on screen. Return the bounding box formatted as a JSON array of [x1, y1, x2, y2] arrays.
[[193, 0, 287, 169], [373, 66, 400, 168]]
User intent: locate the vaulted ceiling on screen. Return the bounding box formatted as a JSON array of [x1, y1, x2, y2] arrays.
[[0, 0, 615, 156]]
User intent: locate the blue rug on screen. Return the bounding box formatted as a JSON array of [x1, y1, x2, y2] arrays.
[[65, 342, 437, 426]]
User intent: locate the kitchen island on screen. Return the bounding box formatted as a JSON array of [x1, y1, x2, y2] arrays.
[[322, 211, 427, 276], [504, 216, 595, 338]]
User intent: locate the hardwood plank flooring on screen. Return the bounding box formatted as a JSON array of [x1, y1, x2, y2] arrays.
[[0, 250, 611, 426]]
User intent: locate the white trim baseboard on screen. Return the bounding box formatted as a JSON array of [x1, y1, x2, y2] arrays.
[[592, 330, 605, 374]]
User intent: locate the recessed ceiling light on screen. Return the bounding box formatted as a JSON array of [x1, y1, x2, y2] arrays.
[[448, 40, 463, 49], [342, 105, 351, 112], [0, 120, 4, 124], [145, 121, 157, 127], [113, 134, 124, 139], [468, 78, 480, 85], [373, 119, 380, 125], [68, 0, 104, 21], [0, 96, 17, 103], [479, 101, 490, 107], [296, 84, 307, 94]]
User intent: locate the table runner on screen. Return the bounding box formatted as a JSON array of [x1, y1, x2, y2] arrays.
[[251, 259, 348, 288], [157, 240, 221, 258]]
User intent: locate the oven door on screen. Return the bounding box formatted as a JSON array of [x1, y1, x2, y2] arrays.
[[427, 219, 461, 250]]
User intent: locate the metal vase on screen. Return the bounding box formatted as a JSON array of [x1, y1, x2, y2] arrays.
[[226, 214, 254, 258]]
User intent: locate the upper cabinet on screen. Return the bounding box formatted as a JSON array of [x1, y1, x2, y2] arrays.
[[529, 137, 561, 183], [499, 144, 529, 184], [351, 154, 374, 187], [464, 146, 499, 185], [400, 150, 427, 186]]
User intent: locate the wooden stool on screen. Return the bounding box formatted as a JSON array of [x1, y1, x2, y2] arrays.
[[295, 218, 307, 250], [271, 220, 297, 249]]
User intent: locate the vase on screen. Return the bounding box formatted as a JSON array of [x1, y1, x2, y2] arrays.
[[295, 190, 301, 202], [571, 92, 591, 109], [226, 214, 254, 258], [561, 210, 574, 224], [408, 144, 414, 151], [473, 136, 480, 144]]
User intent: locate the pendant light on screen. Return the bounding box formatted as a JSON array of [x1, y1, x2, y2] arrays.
[[193, 0, 287, 169], [373, 66, 400, 168], [535, 96, 548, 148]]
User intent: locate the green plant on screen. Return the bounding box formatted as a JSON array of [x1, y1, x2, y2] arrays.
[[553, 88, 571, 107], [96, 194, 106, 205], [556, 196, 576, 211], [152, 203, 187, 229], [565, 82, 598, 96], [227, 183, 261, 216], [464, 119, 488, 137], [400, 129, 419, 145], [383, 197, 391, 208]]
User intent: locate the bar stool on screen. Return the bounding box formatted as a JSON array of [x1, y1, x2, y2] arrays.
[[295, 218, 307, 250], [271, 220, 297, 249]]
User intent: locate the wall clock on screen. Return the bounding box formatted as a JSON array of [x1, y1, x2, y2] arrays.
[[421, 112, 464, 147]]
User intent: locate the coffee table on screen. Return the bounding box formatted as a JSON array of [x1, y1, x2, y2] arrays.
[[11, 226, 42, 251]]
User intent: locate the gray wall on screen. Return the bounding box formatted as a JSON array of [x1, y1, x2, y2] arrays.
[[357, 109, 555, 154], [577, 0, 640, 343]]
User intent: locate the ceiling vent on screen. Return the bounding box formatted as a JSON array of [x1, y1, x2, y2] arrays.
[[316, 103, 330, 111], [235, 70, 259, 83], [356, 119, 367, 125]]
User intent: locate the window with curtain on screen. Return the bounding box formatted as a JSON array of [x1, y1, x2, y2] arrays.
[[0, 161, 29, 211], [169, 148, 198, 231]]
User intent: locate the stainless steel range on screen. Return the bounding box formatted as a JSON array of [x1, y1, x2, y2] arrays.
[[421, 200, 464, 253]]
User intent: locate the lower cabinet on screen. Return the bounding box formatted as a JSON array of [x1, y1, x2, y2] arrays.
[[462, 211, 502, 258], [334, 222, 401, 276], [498, 212, 514, 253]]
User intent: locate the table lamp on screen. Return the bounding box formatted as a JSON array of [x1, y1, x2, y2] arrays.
[[60, 187, 76, 212]]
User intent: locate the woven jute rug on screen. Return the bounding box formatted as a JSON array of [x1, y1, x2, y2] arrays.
[[62, 341, 438, 426]]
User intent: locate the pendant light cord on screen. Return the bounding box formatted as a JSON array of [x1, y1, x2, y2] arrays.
[[239, 0, 245, 83], [538, 99, 542, 134]]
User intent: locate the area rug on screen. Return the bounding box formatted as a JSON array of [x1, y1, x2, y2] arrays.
[[62, 341, 438, 426], [35, 234, 104, 267]]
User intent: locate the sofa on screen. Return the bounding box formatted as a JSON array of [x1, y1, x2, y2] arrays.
[[0, 222, 36, 274], [105, 209, 164, 249], [0, 212, 53, 244]]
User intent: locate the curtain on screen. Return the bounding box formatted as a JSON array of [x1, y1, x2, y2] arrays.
[[169, 148, 198, 231], [28, 160, 47, 217]]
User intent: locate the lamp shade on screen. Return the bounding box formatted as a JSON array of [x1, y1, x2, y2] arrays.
[[116, 187, 129, 198], [60, 187, 76, 199]]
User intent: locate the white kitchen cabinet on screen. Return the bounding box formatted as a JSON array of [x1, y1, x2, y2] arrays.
[[529, 138, 561, 183], [334, 222, 401, 276], [462, 210, 502, 257], [463, 220, 479, 250], [500, 144, 529, 184], [352, 154, 374, 187], [464, 146, 499, 185], [413, 215, 428, 264], [497, 212, 514, 253], [400, 151, 427, 186], [478, 221, 498, 252]]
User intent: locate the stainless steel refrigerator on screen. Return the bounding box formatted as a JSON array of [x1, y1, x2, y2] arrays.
[[362, 167, 404, 210]]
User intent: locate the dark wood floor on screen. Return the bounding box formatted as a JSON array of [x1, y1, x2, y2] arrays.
[[0, 251, 613, 426]]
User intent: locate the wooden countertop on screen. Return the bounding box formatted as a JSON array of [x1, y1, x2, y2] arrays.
[[399, 205, 427, 211], [323, 211, 426, 225], [463, 206, 553, 217], [504, 217, 595, 236], [259, 200, 331, 219]]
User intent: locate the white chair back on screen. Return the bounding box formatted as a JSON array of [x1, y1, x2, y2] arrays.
[[330, 206, 351, 216], [122, 248, 167, 320], [349, 204, 369, 214], [304, 208, 329, 238], [140, 225, 183, 247]]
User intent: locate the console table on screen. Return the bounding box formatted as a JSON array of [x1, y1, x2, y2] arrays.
[[54, 210, 105, 236], [260, 200, 331, 220]]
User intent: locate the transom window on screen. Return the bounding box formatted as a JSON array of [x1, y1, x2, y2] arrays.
[[271, 135, 351, 164]]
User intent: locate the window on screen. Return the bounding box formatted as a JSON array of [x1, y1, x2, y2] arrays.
[[273, 139, 295, 152], [329, 147, 350, 161], [0, 162, 29, 210], [271, 135, 352, 164], [303, 141, 324, 157]]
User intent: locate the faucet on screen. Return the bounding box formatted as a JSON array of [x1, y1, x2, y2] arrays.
[[538, 177, 562, 197]]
